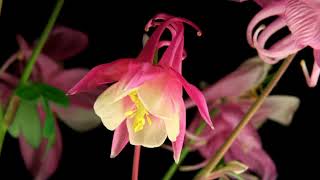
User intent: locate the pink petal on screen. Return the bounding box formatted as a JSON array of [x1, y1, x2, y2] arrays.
[[246, 2, 285, 47], [121, 62, 163, 91], [0, 83, 12, 103], [67, 58, 135, 95], [110, 121, 129, 158], [50, 68, 88, 90], [50, 68, 100, 108], [170, 69, 212, 128], [0, 71, 19, 87], [35, 54, 62, 82], [19, 48, 62, 82], [16, 34, 62, 80], [16, 34, 31, 52], [19, 110, 62, 180], [193, 105, 250, 158], [217, 105, 277, 180], [40, 26, 88, 61], [186, 57, 270, 108], [158, 22, 185, 72], [172, 97, 186, 163], [138, 14, 201, 64]]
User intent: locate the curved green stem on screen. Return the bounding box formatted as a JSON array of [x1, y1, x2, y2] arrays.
[[194, 54, 295, 180]]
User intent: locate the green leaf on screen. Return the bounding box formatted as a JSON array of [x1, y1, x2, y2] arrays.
[[15, 83, 41, 101], [41, 97, 55, 150], [15, 100, 42, 148], [35, 83, 69, 107], [16, 83, 69, 107], [8, 117, 20, 138]]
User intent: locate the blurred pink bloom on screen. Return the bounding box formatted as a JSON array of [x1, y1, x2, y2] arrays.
[[19, 109, 62, 180], [0, 26, 99, 179], [246, 0, 320, 87], [68, 13, 212, 162], [186, 57, 300, 180]]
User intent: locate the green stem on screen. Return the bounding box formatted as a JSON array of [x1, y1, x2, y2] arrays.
[[20, 0, 64, 84], [194, 54, 295, 180], [0, 0, 3, 15], [0, 96, 20, 155], [0, 0, 64, 156], [162, 109, 220, 180], [163, 147, 190, 180]]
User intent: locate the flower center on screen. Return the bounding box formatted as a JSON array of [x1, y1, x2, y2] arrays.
[[125, 91, 152, 133]]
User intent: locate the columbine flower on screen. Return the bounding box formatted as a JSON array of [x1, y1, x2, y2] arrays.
[[0, 26, 99, 179], [246, 0, 320, 87], [185, 57, 300, 180], [68, 13, 212, 162]]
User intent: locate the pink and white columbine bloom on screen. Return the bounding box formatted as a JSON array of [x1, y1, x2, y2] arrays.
[[186, 57, 300, 180], [246, 0, 320, 87], [68, 13, 212, 162], [0, 26, 100, 180]]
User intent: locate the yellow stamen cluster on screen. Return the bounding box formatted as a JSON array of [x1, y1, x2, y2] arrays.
[[125, 91, 152, 132]]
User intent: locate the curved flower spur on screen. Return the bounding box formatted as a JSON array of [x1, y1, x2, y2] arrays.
[[246, 0, 320, 87], [68, 14, 213, 162]]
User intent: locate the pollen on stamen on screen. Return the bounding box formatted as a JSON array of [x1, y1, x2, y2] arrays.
[[146, 114, 152, 125], [125, 110, 136, 118]]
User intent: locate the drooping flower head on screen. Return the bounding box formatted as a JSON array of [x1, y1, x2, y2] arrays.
[[68, 13, 213, 162], [0, 26, 99, 180], [186, 57, 300, 180], [246, 0, 320, 87]]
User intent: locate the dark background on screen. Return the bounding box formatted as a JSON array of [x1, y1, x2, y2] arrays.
[[0, 0, 318, 179]]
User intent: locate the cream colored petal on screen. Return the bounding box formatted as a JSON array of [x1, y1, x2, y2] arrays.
[[163, 101, 180, 141], [265, 95, 300, 126], [137, 75, 181, 141], [127, 116, 167, 148], [94, 82, 134, 130], [137, 74, 179, 121]]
